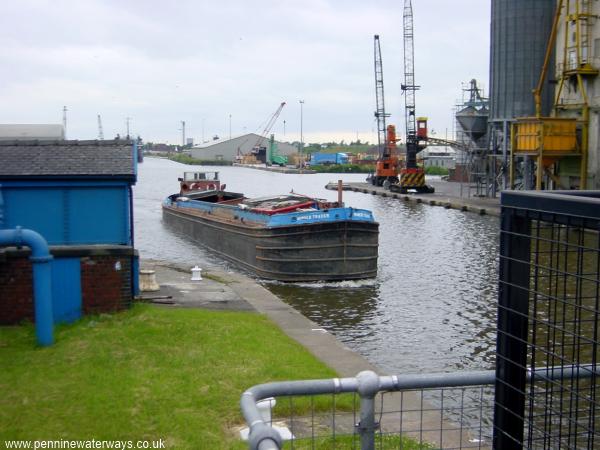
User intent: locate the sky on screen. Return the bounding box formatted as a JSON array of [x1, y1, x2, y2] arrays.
[[0, 0, 491, 145]]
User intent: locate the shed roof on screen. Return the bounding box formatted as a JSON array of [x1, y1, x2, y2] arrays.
[[0, 139, 136, 179], [193, 133, 262, 149]]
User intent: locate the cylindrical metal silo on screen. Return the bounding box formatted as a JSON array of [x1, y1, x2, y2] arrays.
[[490, 0, 557, 122]]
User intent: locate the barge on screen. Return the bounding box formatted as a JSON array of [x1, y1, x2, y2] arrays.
[[162, 172, 379, 281]]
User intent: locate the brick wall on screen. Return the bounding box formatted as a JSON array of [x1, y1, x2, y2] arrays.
[[0, 252, 133, 325], [0, 258, 34, 325], [81, 255, 132, 315]]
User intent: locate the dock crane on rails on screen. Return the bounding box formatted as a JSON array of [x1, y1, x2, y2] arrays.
[[369, 35, 400, 187], [250, 101, 287, 166], [391, 0, 434, 194]]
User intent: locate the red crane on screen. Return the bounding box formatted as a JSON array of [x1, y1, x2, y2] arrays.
[[370, 35, 400, 187]]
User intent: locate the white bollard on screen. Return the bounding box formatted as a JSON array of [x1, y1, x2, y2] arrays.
[[256, 397, 276, 423], [191, 265, 202, 281]]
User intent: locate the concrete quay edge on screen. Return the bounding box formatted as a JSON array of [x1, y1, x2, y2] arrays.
[[326, 181, 501, 217], [139, 259, 379, 377], [140, 259, 485, 447]]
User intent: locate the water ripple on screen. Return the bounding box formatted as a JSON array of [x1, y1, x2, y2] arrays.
[[136, 158, 499, 375]]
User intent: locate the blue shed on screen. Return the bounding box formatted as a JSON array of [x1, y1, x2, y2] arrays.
[[0, 139, 139, 325]]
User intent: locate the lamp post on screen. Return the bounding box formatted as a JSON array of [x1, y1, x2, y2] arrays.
[[229, 114, 232, 140], [299, 100, 305, 156]]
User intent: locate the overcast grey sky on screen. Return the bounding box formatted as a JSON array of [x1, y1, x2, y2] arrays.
[[0, 0, 490, 145]]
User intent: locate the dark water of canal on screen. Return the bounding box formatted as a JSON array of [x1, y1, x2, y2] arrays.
[[134, 157, 500, 375]]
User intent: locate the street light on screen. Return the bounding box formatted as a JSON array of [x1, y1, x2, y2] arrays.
[[229, 114, 232, 140], [299, 100, 305, 151]]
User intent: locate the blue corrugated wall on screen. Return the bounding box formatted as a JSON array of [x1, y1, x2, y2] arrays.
[[51, 258, 82, 324], [0, 181, 130, 245]]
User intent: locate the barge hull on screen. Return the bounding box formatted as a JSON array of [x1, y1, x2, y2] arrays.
[[162, 205, 378, 281]]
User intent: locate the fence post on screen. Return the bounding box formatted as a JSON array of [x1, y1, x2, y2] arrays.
[[493, 205, 531, 449], [356, 371, 380, 450]]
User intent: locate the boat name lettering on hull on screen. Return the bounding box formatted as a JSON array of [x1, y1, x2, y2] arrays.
[[297, 213, 329, 221]]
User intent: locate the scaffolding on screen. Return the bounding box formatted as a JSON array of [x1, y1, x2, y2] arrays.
[[453, 80, 493, 197]]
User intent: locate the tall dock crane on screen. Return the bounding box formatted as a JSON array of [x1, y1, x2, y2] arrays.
[[250, 102, 287, 166], [392, 0, 434, 193], [370, 35, 400, 187]]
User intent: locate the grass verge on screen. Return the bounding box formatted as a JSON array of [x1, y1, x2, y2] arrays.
[[284, 434, 434, 449], [0, 305, 345, 449]]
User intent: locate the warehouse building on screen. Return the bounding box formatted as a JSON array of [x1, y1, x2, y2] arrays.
[[0, 124, 65, 140], [189, 134, 298, 162], [421, 146, 456, 170]]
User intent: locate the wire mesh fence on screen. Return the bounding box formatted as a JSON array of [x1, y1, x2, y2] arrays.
[[270, 385, 494, 449], [241, 190, 600, 450], [240, 367, 596, 450], [495, 191, 600, 449], [240, 371, 497, 450]]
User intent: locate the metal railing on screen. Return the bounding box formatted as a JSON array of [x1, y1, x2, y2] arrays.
[[496, 191, 600, 449], [240, 366, 596, 450]]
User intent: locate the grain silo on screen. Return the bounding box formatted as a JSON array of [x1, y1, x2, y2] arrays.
[[489, 0, 557, 122]]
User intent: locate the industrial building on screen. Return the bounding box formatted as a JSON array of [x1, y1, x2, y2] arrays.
[[483, 0, 600, 192], [0, 124, 65, 140], [421, 146, 455, 170], [0, 139, 139, 326], [189, 133, 298, 162], [453, 79, 491, 192], [484, 0, 557, 194], [552, 0, 600, 189]]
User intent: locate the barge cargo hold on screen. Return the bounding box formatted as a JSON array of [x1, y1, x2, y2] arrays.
[[162, 173, 379, 281]]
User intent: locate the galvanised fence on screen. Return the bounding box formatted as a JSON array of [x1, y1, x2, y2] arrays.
[[495, 191, 600, 449], [240, 191, 600, 449]]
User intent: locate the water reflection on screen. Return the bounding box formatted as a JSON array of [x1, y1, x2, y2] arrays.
[[134, 158, 500, 375]]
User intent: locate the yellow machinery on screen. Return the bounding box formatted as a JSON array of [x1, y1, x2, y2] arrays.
[[510, 118, 578, 190], [510, 0, 594, 190]]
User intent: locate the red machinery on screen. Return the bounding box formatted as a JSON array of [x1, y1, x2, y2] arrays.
[[370, 35, 400, 186], [373, 124, 400, 187]]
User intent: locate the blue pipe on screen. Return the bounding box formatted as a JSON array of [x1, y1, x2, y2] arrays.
[[0, 227, 54, 346], [0, 184, 4, 228]]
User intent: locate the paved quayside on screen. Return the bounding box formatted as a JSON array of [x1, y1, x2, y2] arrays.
[[326, 179, 501, 216], [139, 259, 486, 448]]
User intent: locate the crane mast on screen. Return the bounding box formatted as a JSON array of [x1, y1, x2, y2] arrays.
[[254, 102, 286, 149], [373, 35, 389, 157], [402, 0, 418, 166], [252, 102, 287, 166], [369, 35, 399, 187], [392, 0, 434, 194]]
